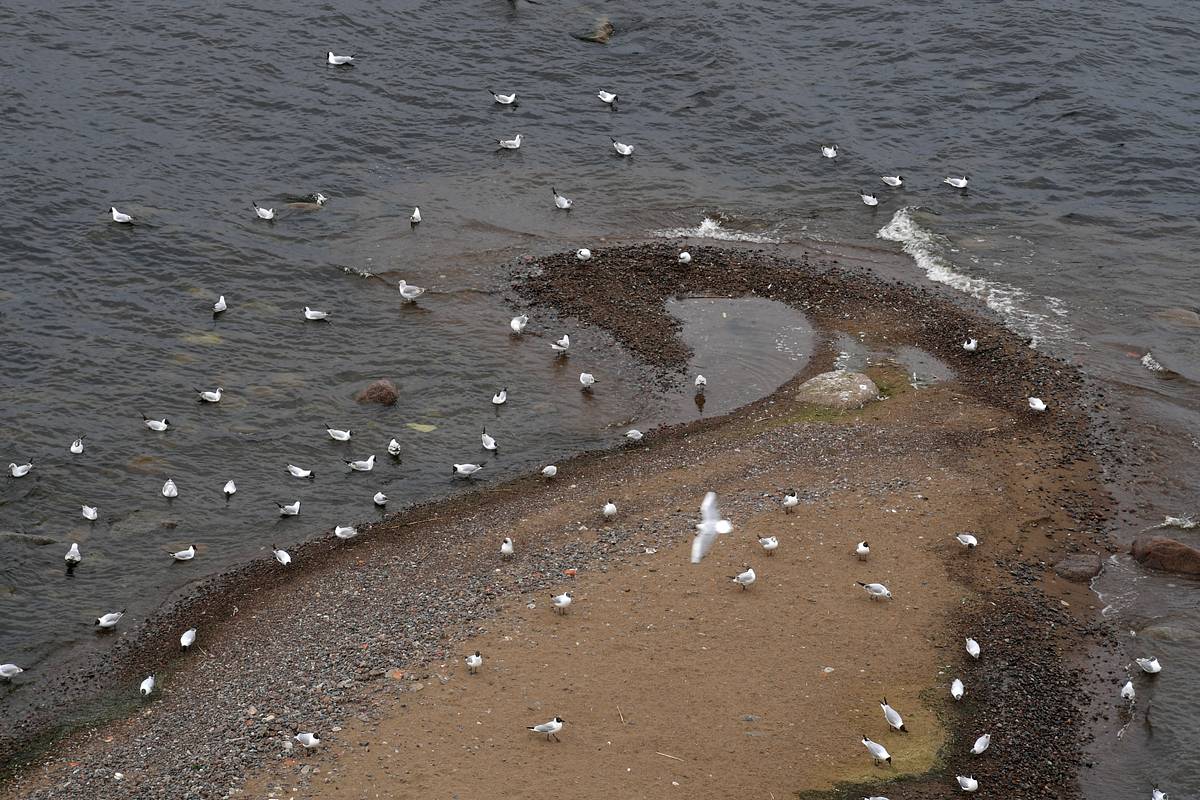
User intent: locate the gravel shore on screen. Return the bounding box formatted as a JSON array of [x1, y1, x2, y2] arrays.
[[0, 243, 1112, 799]]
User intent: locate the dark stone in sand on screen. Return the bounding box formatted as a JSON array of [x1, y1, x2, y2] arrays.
[[794, 370, 878, 410], [1052, 554, 1102, 582], [1130, 535, 1200, 575], [355, 379, 399, 406]]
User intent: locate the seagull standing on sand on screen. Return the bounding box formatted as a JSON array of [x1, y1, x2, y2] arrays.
[[195, 387, 222, 403], [821, 144, 838, 159], [410, 207, 421, 224], [490, 90, 517, 105], [82, 504, 98, 521], [881, 699, 907, 732], [295, 732, 321, 748], [966, 637, 981, 659], [272, 545, 292, 565], [528, 716, 564, 741], [493, 388, 508, 405], [510, 314, 529, 333], [252, 203, 275, 220], [1029, 397, 1048, 412], [862, 736, 891, 765], [287, 464, 315, 479], [481, 429, 498, 452], [70, 436, 85, 454], [603, 500, 618, 518], [963, 338, 978, 352], [0, 664, 24, 680], [180, 628, 196, 649], [971, 733, 991, 754], [162, 478, 178, 498], [397, 280, 425, 302], [334, 525, 358, 539], [500, 537, 514, 558], [576, 248, 592, 261], [944, 175, 970, 189], [465, 651, 483, 673], [325, 424, 352, 441], [856, 541, 871, 560], [304, 307, 329, 321], [678, 251, 692, 264], [139, 675, 155, 696], [691, 491, 732, 563], [8, 461, 32, 478], [276, 500, 301, 516], [453, 463, 483, 478], [597, 89, 618, 106], [551, 592, 572, 614], [625, 429, 644, 442], [498, 133, 522, 149], [729, 566, 756, 590], [759, 536, 779, 555], [96, 610, 125, 629], [213, 295, 227, 315], [955, 532, 979, 548], [957, 775, 979, 792], [611, 138, 634, 156], [551, 334, 570, 354], [65, 542, 82, 565], [552, 187, 573, 210], [782, 490, 799, 512], [857, 581, 892, 600], [860, 190, 879, 207], [170, 544, 196, 561], [111, 207, 133, 223], [327, 51, 354, 65], [345, 454, 376, 472], [223, 480, 237, 498], [542, 465, 558, 478], [1136, 657, 1162, 674], [881, 175, 904, 187], [142, 414, 170, 431], [951, 678, 965, 700]]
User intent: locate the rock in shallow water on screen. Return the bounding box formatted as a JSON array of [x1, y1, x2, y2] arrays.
[[1130, 535, 1200, 575], [1052, 553, 1103, 582], [794, 370, 878, 410], [354, 379, 399, 406]]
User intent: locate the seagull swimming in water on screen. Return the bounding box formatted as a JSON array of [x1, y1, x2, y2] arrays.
[[327, 51, 354, 65], [603, 500, 618, 518], [481, 429, 498, 451], [611, 137, 634, 156], [857, 581, 892, 600], [951, 678, 965, 700], [729, 565, 756, 590], [528, 716, 565, 741], [821, 144, 838, 159], [304, 306, 329, 321], [856, 541, 871, 560], [955, 532, 979, 548], [860, 190, 879, 207], [862, 736, 891, 765], [325, 424, 351, 441], [1152, 788, 1168, 800], [552, 187, 572, 210], [195, 387, 222, 403], [334, 525, 358, 540], [170, 544, 196, 561], [465, 651, 483, 673], [111, 206, 133, 223], [142, 414, 170, 431], [65, 542, 82, 564], [944, 175, 970, 189], [287, 464, 315, 479], [625, 429, 644, 442], [344, 454, 376, 472], [140, 675, 155, 696], [500, 537, 514, 558], [295, 732, 321, 748], [223, 480, 237, 498], [1136, 656, 1162, 674], [957, 775, 979, 792], [759, 536, 779, 555], [397, 280, 425, 301], [272, 544, 292, 565], [410, 206, 421, 224], [373, 491, 388, 506], [252, 203, 275, 220], [597, 89, 617, 106], [541, 464, 558, 478], [881, 175, 904, 187], [782, 490, 799, 512], [180, 628, 196, 649], [576, 248, 592, 261], [579, 372, 596, 390], [510, 314, 529, 333], [276, 500, 301, 516], [881, 699, 907, 732], [966, 637, 981, 659], [971, 732, 990, 754], [1121, 679, 1135, 701], [453, 463, 483, 477], [1028, 397, 1048, 412], [692, 491, 732, 563], [162, 478, 178, 498], [551, 592, 572, 614], [96, 609, 125, 629], [551, 334, 570, 353], [8, 461, 32, 478], [492, 388, 508, 405], [82, 504, 98, 521], [388, 438, 402, 457], [0, 663, 23, 680], [962, 338, 978, 352], [490, 90, 516, 105], [694, 374, 707, 389], [70, 436, 85, 454], [498, 133, 522, 149], [212, 295, 228, 316]]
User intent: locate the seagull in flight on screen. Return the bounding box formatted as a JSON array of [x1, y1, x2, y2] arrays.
[[552, 187, 573, 210], [691, 491, 732, 563], [490, 90, 517, 105], [110, 206, 133, 223], [327, 51, 354, 65], [528, 716, 564, 741]]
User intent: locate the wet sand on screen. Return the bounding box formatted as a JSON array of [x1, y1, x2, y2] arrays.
[[1, 243, 1112, 799]]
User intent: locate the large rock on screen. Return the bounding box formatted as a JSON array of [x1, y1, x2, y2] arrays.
[[1131, 535, 1200, 575], [1053, 553, 1103, 582], [354, 379, 399, 406], [794, 370, 879, 410]]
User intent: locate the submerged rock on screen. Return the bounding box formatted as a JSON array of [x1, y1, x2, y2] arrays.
[[355, 379, 399, 406], [1130, 535, 1200, 575], [794, 370, 878, 410], [572, 16, 615, 44], [1052, 553, 1103, 582]]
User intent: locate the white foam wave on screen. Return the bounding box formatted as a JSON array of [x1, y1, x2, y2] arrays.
[[877, 207, 1070, 347], [652, 216, 780, 244], [1140, 352, 1164, 372]]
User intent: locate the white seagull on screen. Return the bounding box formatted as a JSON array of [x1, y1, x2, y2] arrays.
[[1121, 679, 1135, 701], [576, 248, 592, 261], [951, 678, 965, 700], [729, 566, 756, 590], [1028, 396, 1048, 412], [498, 133, 522, 149], [541, 464, 558, 478], [82, 504, 98, 521], [860, 190, 879, 207], [481, 429, 498, 451], [139, 675, 155, 696], [162, 478, 178, 498], [552, 187, 572, 210], [170, 544, 196, 561], [327, 51, 354, 65], [252, 202, 275, 220], [295, 732, 321, 748], [624, 429, 644, 442], [551, 334, 570, 353], [325, 424, 352, 441], [881, 698, 907, 732], [500, 537, 514, 558], [0, 664, 24, 680], [857, 581, 892, 600], [861, 736, 891, 765], [345, 454, 376, 472], [410, 206, 421, 224], [611, 138, 634, 156], [758, 536, 779, 555], [528, 716, 564, 741], [944, 175, 970, 189], [195, 386, 222, 403], [510, 314, 529, 333], [694, 374, 707, 389], [287, 464, 314, 479], [304, 306, 329, 321], [276, 500, 301, 516], [692, 491, 732, 563], [96, 610, 125, 629], [142, 414, 170, 431], [579, 372, 596, 390], [965, 637, 981, 659], [962, 338, 978, 352], [397, 279, 425, 301], [272, 544, 292, 565], [490, 90, 516, 105], [465, 651, 483, 673], [821, 144, 838, 159], [223, 480, 237, 498], [373, 491, 388, 506], [881, 175, 904, 187], [597, 89, 617, 106], [1152, 789, 1167, 800], [70, 436, 85, 454], [856, 541, 871, 560], [180, 628, 196, 649], [1136, 656, 1162, 674], [111, 206, 133, 224], [8, 462, 32, 478], [493, 388, 508, 405], [453, 463, 483, 477], [388, 438, 402, 457], [551, 592, 572, 614], [213, 295, 227, 314], [955, 532, 979, 548], [782, 490, 799, 512], [65, 542, 82, 564], [602, 500, 618, 518], [971, 733, 990, 754], [678, 251, 692, 264], [334, 525, 358, 540], [957, 775, 979, 792]]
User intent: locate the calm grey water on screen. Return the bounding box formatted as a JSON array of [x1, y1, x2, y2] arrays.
[[1, 0, 1197, 793]]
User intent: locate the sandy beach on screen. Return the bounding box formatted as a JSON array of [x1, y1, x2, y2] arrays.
[[1, 244, 1112, 799]]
